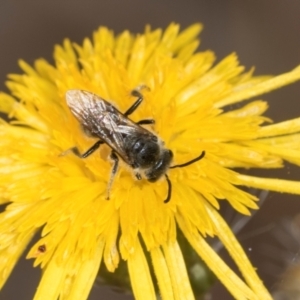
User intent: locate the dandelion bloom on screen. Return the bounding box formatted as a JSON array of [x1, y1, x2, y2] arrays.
[[1, 23, 300, 300]]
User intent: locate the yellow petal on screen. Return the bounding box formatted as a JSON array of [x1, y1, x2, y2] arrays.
[[258, 117, 300, 138], [127, 240, 156, 300], [33, 260, 66, 300], [151, 247, 174, 300], [66, 241, 104, 300], [216, 65, 300, 107], [237, 174, 300, 194], [205, 204, 272, 299], [162, 241, 195, 300], [177, 216, 262, 300]]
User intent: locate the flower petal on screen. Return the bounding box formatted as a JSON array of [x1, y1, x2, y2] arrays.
[[127, 240, 156, 300], [258, 117, 300, 137], [151, 247, 175, 300], [66, 241, 105, 300], [177, 215, 261, 300], [237, 174, 300, 195], [205, 203, 272, 299], [216, 65, 300, 107], [162, 241, 195, 300]]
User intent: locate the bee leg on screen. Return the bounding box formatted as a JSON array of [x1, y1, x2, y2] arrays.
[[124, 90, 144, 117], [164, 174, 172, 203], [106, 151, 119, 200], [136, 119, 155, 125], [80, 140, 104, 158], [60, 140, 103, 158]]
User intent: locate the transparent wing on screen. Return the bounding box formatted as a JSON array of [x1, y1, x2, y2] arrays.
[[66, 89, 152, 164]]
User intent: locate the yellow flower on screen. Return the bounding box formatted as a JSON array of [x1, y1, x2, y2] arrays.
[[1, 23, 300, 300]]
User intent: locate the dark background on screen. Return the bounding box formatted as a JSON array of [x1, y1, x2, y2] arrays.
[[1, 1, 300, 299]]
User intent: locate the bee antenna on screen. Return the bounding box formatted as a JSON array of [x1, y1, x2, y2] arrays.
[[164, 174, 172, 203], [170, 151, 205, 169]]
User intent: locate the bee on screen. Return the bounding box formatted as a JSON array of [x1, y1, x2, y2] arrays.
[[64, 89, 205, 203]]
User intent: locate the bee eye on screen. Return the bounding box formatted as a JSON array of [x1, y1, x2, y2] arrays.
[[146, 150, 173, 182]]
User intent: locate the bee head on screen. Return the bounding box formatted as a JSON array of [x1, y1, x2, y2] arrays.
[[145, 149, 173, 182]]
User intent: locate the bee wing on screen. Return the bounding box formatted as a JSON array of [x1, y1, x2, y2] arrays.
[[66, 90, 114, 130], [66, 90, 144, 164]]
